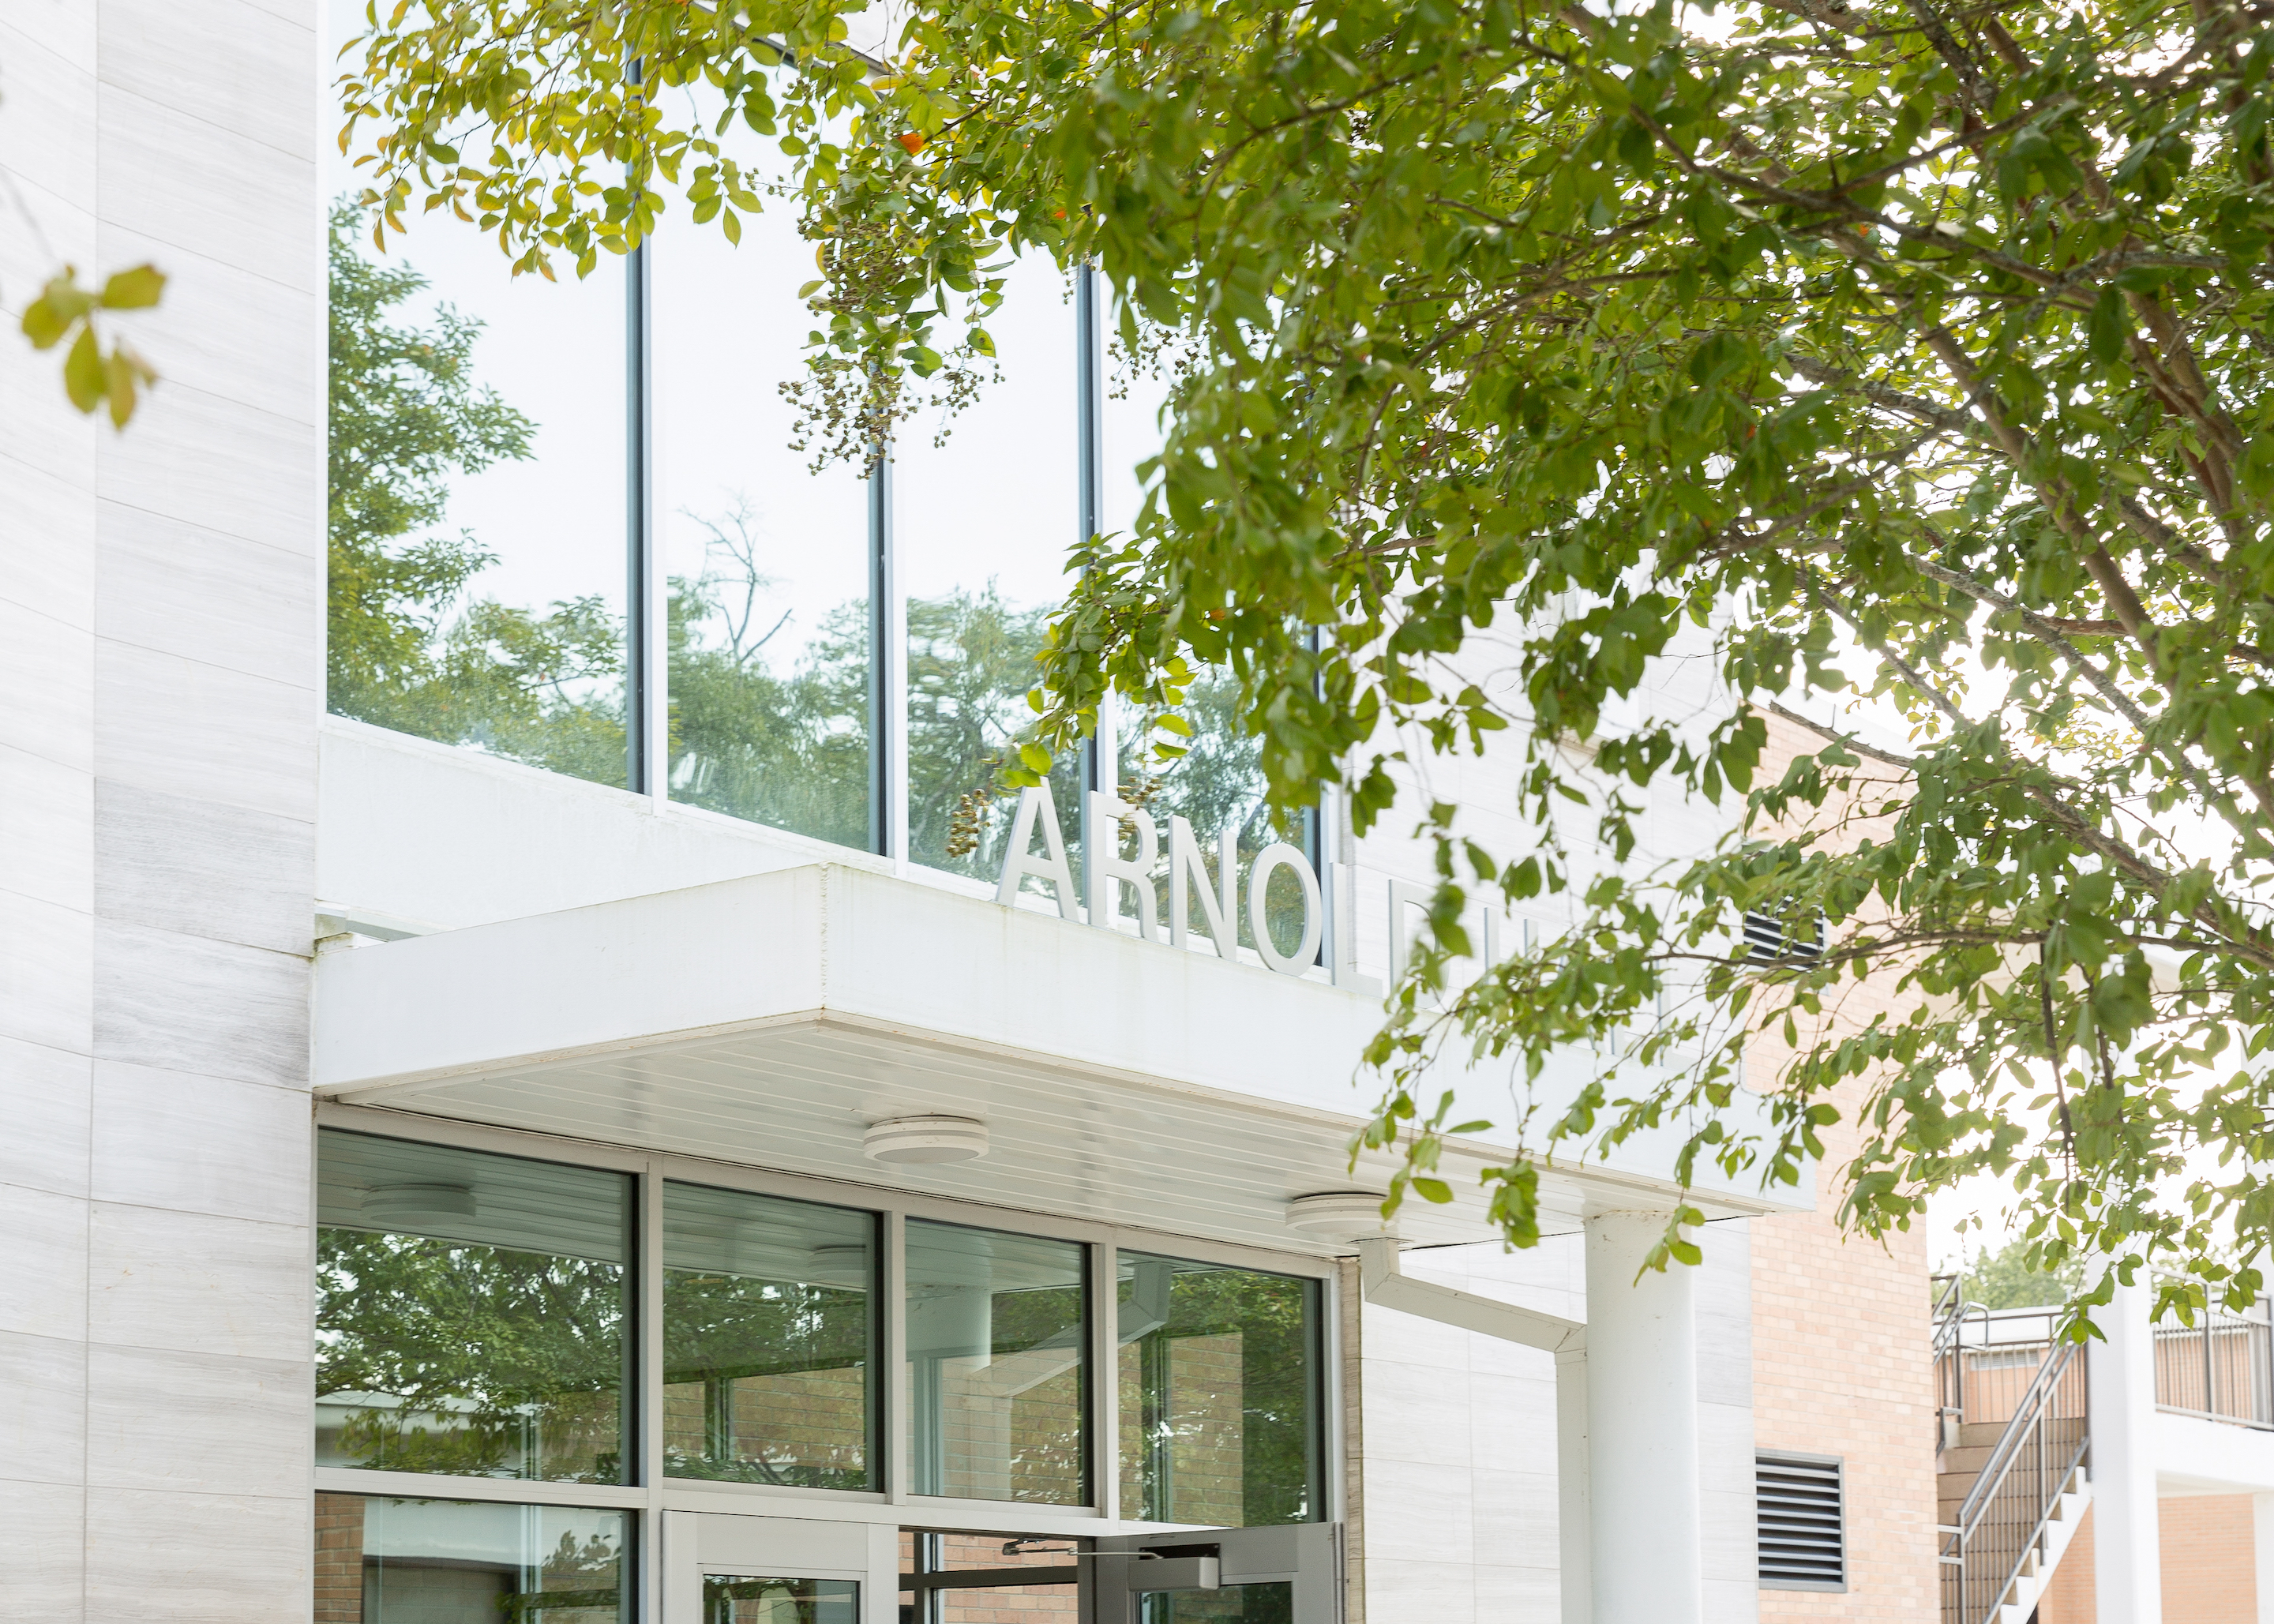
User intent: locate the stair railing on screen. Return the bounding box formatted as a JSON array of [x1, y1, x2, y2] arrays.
[[1931, 1272, 1991, 1447], [1938, 1337, 2088, 1624]]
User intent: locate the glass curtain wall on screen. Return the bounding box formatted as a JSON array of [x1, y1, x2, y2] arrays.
[[651, 94, 876, 847], [1101, 345, 1316, 962]]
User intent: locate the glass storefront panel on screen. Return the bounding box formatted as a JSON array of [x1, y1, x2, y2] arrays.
[[905, 1220, 1088, 1504], [895, 256, 1085, 886], [1117, 1254, 1321, 1527], [702, 1575, 859, 1624], [662, 1180, 878, 1487], [653, 107, 874, 848], [314, 1131, 632, 1483], [314, 1492, 628, 1623]]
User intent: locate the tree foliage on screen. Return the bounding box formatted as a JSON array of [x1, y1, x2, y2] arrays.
[[341, 0, 2274, 1320]]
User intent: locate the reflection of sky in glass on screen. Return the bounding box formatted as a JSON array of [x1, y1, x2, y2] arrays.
[[326, 0, 625, 630], [895, 255, 1081, 614], [651, 88, 869, 686]]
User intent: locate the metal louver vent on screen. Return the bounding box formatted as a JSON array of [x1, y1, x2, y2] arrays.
[[1757, 1452, 1846, 1591], [1743, 910, 1825, 966]]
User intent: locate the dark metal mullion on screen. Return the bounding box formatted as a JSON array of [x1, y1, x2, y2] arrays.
[[626, 238, 653, 796], [868, 451, 892, 856], [1077, 264, 1105, 853]]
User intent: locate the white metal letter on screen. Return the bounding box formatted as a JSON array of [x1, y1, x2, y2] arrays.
[[1247, 842, 1323, 976], [1167, 816, 1238, 960], [994, 782, 1079, 921], [1086, 791, 1160, 942]]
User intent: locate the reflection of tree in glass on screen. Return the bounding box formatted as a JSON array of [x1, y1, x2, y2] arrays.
[[1123, 674, 1313, 958], [316, 1230, 625, 1483], [661, 1266, 872, 1488], [325, 201, 627, 786], [1121, 1266, 1315, 1528], [666, 495, 871, 848], [906, 586, 1081, 880]]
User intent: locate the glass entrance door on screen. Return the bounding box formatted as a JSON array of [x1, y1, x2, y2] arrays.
[[898, 1525, 1341, 1624], [662, 1513, 897, 1624]]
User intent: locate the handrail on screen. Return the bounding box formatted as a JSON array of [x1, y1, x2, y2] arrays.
[[1938, 1337, 2088, 1624]]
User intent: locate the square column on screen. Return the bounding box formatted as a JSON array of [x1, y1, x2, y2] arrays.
[[1585, 1210, 1703, 1623], [2090, 1274, 2163, 1622]]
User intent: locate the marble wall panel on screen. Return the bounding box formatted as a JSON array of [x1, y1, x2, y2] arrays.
[[97, 226, 321, 428], [0, 1475, 88, 1624], [0, 1180, 89, 1341], [95, 780, 315, 955], [1360, 1356, 1477, 1468], [93, 641, 319, 820], [0, 460, 99, 628], [0, 20, 97, 210], [96, 387, 325, 559], [97, 504, 322, 693], [84, 1345, 310, 1498], [92, 920, 308, 1087], [1, 741, 95, 913], [85, 1203, 309, 1362], [96, 0, 315, 162], [0, 886, 95, 1056], [1364, 1555, 1478, 1624], [90, 1062, 310, 1226], [84, 1487, 310, 1624], [1469, 1467, 1559, 1568], [0, 594, 96, 771], [92, 84, 317, 292], [0, 1033, 93, 1199], [0, 1326, 89, 1485]]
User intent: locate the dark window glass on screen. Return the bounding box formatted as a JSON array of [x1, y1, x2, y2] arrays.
[[662, 1180, 877, 1488], [703, 1575, 859, 1624], [315, 1131, 631, 1483], [314, 1492, 628, 1623], [1117, 1254, 1320, 1526]]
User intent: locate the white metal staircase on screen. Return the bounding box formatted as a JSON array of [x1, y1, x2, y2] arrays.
[[1932, 1278, 2092, 1624]]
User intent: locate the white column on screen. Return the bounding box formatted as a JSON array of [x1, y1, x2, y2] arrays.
[[2089, 1274, 2163, 1623], [2253, 1491, 2274, 1624], [1585, 1210, 1703, 1623]]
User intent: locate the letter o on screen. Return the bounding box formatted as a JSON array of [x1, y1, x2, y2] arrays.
[[1247, 842, 1323, 977]]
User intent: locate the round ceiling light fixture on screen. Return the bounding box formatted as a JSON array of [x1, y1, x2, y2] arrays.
[[1285, 1191, 1395, 1244], [863, 1116, 989, 1165], [362, 1183, 478, 1225]]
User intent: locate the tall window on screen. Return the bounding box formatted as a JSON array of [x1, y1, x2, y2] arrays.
[[893, 256, 1085, 881], [325, 197, 632, 789], [652, 107, 876, 848]]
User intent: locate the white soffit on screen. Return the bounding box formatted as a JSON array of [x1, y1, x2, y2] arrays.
[[313, 865, 1809, 1255]]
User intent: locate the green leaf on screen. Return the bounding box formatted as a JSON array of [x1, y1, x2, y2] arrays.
[[62, 326, 104, 412]]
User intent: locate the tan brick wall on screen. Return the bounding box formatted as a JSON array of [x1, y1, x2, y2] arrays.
[[2035, 1494, 2261, 1623], [1748, 713, 1939, 1624], [313, 1491, 366, 1624], [2162, 1495, 2258, 1623]]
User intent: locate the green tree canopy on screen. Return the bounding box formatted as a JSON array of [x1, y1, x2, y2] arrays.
[[340, 0, 2274, 1322]]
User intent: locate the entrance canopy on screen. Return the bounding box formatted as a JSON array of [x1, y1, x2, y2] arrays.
[[313, 865, 1809, 1256]]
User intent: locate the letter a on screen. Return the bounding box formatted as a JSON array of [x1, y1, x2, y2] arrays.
[[995, 781, 1079, 920]]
